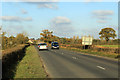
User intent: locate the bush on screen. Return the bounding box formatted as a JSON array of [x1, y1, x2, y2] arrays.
[[93, 39, 119, 45], [2, 32, 29, 50], [16, 33, 29, 44]]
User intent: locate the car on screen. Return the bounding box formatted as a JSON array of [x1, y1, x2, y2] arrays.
[[38, 43, 48, 50], [51, 42, 59, 49]]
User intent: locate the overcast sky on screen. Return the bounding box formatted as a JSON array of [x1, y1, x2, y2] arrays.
[[0, 0, 118, 39]]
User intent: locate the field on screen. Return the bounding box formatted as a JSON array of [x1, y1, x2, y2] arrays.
[[14, 46, 47, 78], [96, 45, 118, 48], [61, 46, 118, 59]]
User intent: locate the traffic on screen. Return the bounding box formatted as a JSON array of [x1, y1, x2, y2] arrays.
[[37, 42, 59, 51]]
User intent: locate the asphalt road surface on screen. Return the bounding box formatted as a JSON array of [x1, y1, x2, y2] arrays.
[[35, 46, 118, 78]]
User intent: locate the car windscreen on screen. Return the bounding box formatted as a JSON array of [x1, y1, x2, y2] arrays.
[[39, 43, 47, 45], [52, 43, 59, 46]]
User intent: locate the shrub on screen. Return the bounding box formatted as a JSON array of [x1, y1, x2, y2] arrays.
[[2, 32, 29, 50]]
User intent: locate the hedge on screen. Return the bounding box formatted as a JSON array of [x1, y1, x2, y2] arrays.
[[91, 46, 119, 54], [2, 44, 30, 79], [60, 44, 119, 54]]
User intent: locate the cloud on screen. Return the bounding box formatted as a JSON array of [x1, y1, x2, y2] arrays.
[[85, 0, 103, 2], [2, 0, 119, 2], [97, 20, 107, 23], [3, 0, 59, 9], [21, 9, 27, 14], [23, 17, 32, 21], [0, 16, 32, 22], [8, 25, 24, 31], [93, 10, 114, 16], [92, 10, 114, 24], [2, 0, 59, 2], [50, 16, 75, 37], [2, 24, 24, 36], [38, 3, 58, 9], [22, 0, 59, 2], [95, 16, 112, 20], [30, 2, 58, 9], [51, 16, 71, 24]]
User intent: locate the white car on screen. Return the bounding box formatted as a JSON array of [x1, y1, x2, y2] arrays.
[[38, 43, 48, 50]]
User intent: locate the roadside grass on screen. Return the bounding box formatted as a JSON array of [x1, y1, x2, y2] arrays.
[[14, 46, 47, 78], [96, 45, 119, 48], [61, 47, 118, 59]]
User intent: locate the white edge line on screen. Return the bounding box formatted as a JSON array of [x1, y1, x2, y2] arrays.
[[97, 66, 106, 70]]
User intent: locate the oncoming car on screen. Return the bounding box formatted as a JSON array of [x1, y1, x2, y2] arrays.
[[51, 42, 59, 49], [38, 43, 48, 51]]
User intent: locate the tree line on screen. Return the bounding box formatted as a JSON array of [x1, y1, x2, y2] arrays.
[[1, 27, 117, 50], [2, 32, 29, 50], [39, 28, 118, 45]]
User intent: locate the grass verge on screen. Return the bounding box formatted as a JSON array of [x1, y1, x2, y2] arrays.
[[14, 46, 47, 78], [61, 46, 118, 59], [96, 45, 118, 48]]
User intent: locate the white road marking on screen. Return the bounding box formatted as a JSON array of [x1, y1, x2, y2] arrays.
[[97, 66, 106, 70], [72, 57, 77, 59]]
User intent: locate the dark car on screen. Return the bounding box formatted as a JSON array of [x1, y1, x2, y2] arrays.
[[51, 42, 59, 49]]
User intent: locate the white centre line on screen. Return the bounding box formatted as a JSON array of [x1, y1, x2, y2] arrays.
[[72, 57, 77, 59], [97, 66, 106, 70]]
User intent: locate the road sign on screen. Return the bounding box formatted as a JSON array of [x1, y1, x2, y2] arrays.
[[82, 36, 93, 45]]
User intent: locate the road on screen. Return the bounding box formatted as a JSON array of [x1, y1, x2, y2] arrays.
[[35, 46, 118, 78]]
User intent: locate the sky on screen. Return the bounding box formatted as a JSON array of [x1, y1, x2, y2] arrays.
[[0, 0, 118, 39]]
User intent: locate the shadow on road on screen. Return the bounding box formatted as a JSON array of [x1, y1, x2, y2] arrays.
[[39, 49, 49, 51]]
